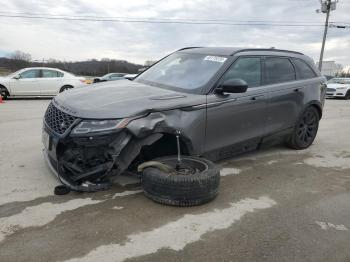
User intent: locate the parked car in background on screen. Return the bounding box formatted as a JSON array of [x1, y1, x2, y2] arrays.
[[0, 67, 87, 99], [93, 73, 127, 83], [326, 78, 350, 99], [124, 74, 138, 80]]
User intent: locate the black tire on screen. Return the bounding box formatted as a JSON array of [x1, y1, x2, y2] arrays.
[[54, 185, 71, 195], [59, 85, 73, 93], [287, 107, 319, 150], [0, 86, 9, 100], [141, 156, 220, 207], [345, 91, 350, 100]]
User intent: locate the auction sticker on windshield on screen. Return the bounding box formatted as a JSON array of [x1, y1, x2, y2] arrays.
[[204, 56, 227, 63]]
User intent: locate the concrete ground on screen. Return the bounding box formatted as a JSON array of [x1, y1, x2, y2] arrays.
[[0, 98, 349, 262]]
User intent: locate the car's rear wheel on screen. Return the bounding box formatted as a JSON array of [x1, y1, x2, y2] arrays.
[[287, 107, 319, 150], [59, 85, 73, 93], [141, 156, 220, 206]]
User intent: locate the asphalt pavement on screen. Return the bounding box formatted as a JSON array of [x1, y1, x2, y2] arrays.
[[0, 98, 349, 262]]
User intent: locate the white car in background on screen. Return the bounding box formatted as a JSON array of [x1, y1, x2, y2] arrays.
[[0, 67, 87, 99], [326, 78, 350, 100], [123, 73, 138, 80]]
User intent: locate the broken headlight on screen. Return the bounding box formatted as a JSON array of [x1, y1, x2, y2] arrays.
[[72, 119, 130, 134]]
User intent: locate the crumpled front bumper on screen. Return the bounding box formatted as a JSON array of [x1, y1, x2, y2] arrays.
[[42, 120, 125, 191], [42, 118, 163, 192], [43, 149, 111, 191]]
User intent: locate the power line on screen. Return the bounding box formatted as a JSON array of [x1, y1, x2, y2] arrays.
[[0, 11, 349, 27], [0, 11, 336, 24], [0, 14, 329, 26]]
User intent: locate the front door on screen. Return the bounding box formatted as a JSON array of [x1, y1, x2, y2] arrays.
[[205, 56, 268, 160], [9, 69, 41, 96]]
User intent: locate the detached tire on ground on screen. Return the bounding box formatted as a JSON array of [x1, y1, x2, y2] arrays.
[[141, 156, 220, 206]]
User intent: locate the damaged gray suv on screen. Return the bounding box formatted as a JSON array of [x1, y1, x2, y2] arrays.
[[42, 47, 326, 191]]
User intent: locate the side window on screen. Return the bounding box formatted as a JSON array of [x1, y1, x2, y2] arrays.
[[221, 57, 261, 87], [19, 69, 40, 79], [293, 59, 317, 80], [42, 70, 61, 78], [264, 57, 296, 85]]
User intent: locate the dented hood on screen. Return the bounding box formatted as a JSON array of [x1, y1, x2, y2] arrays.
[[54, 79, 206, 119]]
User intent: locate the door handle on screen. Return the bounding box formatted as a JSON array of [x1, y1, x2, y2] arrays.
[[251, 95, 264, 101], [294, 88, 300, 92]]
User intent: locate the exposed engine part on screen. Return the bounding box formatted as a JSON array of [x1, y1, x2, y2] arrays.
[[56, 130, 163, 192], [175, 130, 182, 170]]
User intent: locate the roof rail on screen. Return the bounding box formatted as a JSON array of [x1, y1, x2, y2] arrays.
[[232, 48, 303, 56], [177, 47, 202, 51]]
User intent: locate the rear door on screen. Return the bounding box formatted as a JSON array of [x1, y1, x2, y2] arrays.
[[9, 69, 41, 96], [39, 69, 64, 95], [262, 57, 305, 135], [205, 56, 269, 159]]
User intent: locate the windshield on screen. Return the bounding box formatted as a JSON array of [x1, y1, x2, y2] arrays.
[[135, 52, 228, 93], [6, 69, 23, 78], [328, 78, 350, 84]]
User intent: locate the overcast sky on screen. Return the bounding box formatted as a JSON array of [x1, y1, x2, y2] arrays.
[[0, 0, 349, 67]]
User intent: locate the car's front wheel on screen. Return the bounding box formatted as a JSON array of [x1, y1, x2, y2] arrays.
[[345, 90, 350, 100], [287, 107, 319, 150], [0, 86, 9, 100]]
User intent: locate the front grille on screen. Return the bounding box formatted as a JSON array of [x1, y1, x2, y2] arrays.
[[327, 88, 336, 92], [44, 102, 77, 135]]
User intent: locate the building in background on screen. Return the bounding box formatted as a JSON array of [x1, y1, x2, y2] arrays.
[[316, 61, 343, 76]]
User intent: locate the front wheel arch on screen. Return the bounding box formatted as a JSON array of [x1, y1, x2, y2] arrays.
[[345, 90, 350, 100], [0, 84, 10, 99]]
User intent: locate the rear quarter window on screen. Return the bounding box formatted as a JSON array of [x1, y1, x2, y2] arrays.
[[264, 57, 296, 85], [292, 59, 317, 80]]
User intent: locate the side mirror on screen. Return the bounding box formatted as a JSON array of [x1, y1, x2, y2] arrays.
[[216, 79, 248, 94], [13, 75, 21, 80]]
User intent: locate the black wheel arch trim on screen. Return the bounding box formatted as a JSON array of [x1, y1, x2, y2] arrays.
[[303, 100, 323, 119]]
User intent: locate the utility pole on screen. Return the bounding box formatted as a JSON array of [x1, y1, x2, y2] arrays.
[[317, 0, 338, 71]]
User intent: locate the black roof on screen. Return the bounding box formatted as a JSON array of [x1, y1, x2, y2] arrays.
[[178, 47, 303, 56]]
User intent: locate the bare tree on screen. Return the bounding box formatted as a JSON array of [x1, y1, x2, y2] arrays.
[[6, 50, 32, 70], [9, 50, 32, 62]]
